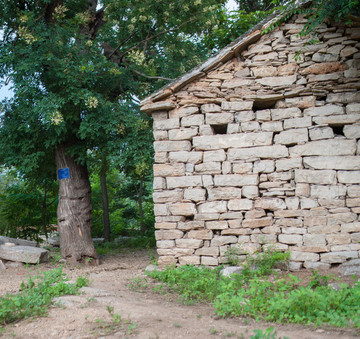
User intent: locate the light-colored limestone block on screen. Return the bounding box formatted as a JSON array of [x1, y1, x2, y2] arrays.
[[193, 133, 273, 151], [155, 230, 184, 240], [168, 203, 196, 216], [295, 169, 336, 185], [290, 139, 356, 157], [254, 198, 286, 210], [208, 187, 242, 201], [153, 190, 183, 203], [184, 188, 206, 202], [228, 145, 289, 160], [166, 176, 203, 189], [309, 127, 334, 140], [228, 199, 253, 211], [274, 128, 308, 145]]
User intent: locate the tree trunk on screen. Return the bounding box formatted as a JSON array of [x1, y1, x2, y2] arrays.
[[55, 142, 99, 264], [41, 189, 48, 239], [100, 158, 111, 241], [138, 178, 145, 233]]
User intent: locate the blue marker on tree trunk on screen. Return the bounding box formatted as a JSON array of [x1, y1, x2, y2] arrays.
[[58, 168, 70, 180]]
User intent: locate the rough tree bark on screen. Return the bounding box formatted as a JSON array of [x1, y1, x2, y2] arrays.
[[41, 190, 48, 239], [55, 142, 99, 264]]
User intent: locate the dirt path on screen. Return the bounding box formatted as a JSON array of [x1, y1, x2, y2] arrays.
[[1, 249, 359, 339]]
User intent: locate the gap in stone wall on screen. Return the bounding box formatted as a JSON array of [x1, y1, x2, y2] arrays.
[[329, 124, 345, 137], [211, 124, 228, 134], [253, 100, 277, 111]]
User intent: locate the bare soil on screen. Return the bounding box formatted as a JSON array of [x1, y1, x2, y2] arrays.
[[0, 249, 359, 339]]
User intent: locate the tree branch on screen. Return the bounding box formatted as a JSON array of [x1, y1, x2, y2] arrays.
[[132, 69, 173, 81], [119, 18, 195, 59], [108, 30, 139, 58]]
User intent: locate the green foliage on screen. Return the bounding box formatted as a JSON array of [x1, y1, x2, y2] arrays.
[[0, 169, 57, 240], [204, 8, 274, 50], [203, 0, 289, 50], [266, 282, 360, 327], [243, 247, 290, 277], [94, 237, 155, 257], [208, 0, 360, 52], [128, 277, 149, 292], [150, 265, 225, 304], [225, 245, 290, 277], [307, 270, 334, 289], [0, 267, 88, 325], [90, 306, 137, 336], [0, 0, 223, 175], [90, 165, 155, 238], [251, 327, 288, 339], [263, 0, 360, 36], [149, 252, 360, 328], [0, 0, 224, 251]]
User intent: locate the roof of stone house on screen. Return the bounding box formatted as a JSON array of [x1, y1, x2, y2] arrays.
[[140, 1, 310, 114]]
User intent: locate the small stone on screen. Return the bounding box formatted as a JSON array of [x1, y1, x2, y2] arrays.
[[220, 266, 243, 277], [144, 264, 160, 274]]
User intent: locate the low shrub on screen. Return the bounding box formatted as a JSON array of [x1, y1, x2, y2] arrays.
[[149, 249, 360, 328]]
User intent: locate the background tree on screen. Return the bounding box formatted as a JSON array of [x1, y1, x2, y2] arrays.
[[0, 168, 58, 240], [0, 0, 223, 263], [204, 0, 284, 50], [112, 103, 154, 234], [205, 0, 360, 51], [272, 0, 360, 36]]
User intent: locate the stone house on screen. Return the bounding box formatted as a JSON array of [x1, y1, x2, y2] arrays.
[[140, 9, 360, 270]]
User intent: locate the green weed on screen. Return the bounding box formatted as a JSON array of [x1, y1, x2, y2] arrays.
[[50, 251, 62, 264], [0, 267, 88, 325], [209, 327, 217, 335], [149, 250, 360, 329], [224, 246, 245, 266], [150, 265, 224, 303], [307, 270, 334, 289], [243, 247, 290, 277], [149, 252, 158, 265], [251, 327, 288, 339], [90, 306, 136, 336], [128, 277, 148, 291]]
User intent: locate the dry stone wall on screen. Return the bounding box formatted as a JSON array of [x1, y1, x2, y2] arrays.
[[143, 14, 360, 270]]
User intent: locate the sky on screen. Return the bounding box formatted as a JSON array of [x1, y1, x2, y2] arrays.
[[0, 80, 13, 101], [0, 0, 238, 101]]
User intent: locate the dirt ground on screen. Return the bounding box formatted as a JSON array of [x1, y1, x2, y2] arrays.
[[0, 249, 359, 339]]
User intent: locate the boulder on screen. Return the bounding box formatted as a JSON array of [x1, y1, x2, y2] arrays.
[[0, 244, 48, 264], [144, 264, 160, 274], [0, 236, 37, 247], [220, 266, 244, 277], [340, 259, 360, 276]]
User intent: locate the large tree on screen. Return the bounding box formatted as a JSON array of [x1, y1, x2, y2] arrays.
[[0, 0, 223, 263]]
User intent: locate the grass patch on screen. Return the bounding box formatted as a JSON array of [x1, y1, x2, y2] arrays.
[[89, 306, 136, 336], [0, 267, 88, 325], [149, 250, 360, 328]]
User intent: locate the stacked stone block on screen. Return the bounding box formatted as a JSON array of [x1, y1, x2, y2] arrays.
[[142, 14, 360, 270]]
